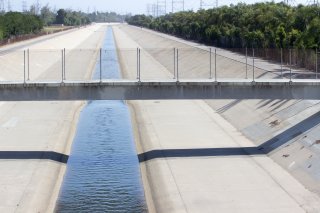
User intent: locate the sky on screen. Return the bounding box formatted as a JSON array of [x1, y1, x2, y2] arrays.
[[4, 0, 311, 15]]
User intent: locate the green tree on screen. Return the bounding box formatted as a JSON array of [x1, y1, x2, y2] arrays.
[[56, 9, 66, 24], [40, 4, 55, 26]]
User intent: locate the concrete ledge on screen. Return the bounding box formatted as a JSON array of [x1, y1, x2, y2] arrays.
[[0, 79, 319, 101]]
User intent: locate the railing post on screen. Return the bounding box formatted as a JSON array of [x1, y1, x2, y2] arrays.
[[215, 48, 217, 82], [289, 49, 292, 82], [138, 48, 141, 82], [173, 48, 176, 79], [23, 50, 26, 84], [61, 49, 64, 83], [176, 48, 179, 82], [252, 48, 255, 82], [245, 47, 248, 79], [63, 48, 66, 80], [136, 48, 139, 80], [100, 48, 102, 82], [280, 48, 283, 78], [316, 48, 318, 79], [209, 48, 212, 79], [27, 49, 30, 81]]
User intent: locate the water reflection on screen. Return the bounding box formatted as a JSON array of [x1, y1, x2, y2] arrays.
[[56, 27, 147, 212]]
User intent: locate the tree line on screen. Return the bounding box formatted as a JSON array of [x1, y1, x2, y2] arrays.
[[0, 4, 126, 41], [126, 2, 320, 49], [0, 12, 43, 40], [0, 8, 90, 40]]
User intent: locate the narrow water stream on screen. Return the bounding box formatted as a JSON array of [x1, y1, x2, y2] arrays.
[[56, 27, 147, 212]]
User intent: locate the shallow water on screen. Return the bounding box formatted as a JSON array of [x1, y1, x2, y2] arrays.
[[56, 27, 147, 212]]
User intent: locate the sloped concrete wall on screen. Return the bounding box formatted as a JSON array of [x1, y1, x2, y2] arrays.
[[119, 24, 320, 195]]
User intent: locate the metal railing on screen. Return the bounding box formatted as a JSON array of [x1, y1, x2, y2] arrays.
[[0, 47, 318, 83]]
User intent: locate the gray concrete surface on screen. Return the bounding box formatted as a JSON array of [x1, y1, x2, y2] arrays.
[[118, 24, 320, 200], [0, 24, 106, 212], [1, 79, 320, 101], [113, 24, 320, 213]]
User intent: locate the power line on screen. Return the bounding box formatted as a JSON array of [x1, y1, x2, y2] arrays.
[[156, 0, 166, 17], [146, 3, 157, 16], [284, 0, 296, 5], [172, 0, 184, 13], [0, 0, 4, 12], [200, 0, 218, 10], [7, 0, 11, 12], [306, 0, 319, 6], [22, 0, 27, 12], [35, 0, 41, 14]]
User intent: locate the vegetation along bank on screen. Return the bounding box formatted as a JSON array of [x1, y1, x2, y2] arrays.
[[127, 2, 320, 49]]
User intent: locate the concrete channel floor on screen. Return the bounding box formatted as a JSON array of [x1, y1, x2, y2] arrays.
[[0, 24, 106, 212], [113, 24, 320, 213]]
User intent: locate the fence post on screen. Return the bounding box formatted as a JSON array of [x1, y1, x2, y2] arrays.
[[23, 50, 26, 84], [209, 48, 212, 79], [100, 48, 102, 82], [215, 49, 217, 82], [176, 48, 179, 82], [280, 48, 283, 78], [27, 49, 30, 81], [252, 48, 255, 82], [245, 47, 248, 79], [289, 49, 292, 82], [174, 48, 176, 79]]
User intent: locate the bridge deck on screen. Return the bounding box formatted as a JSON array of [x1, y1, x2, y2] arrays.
[[0, 79, 319, 101]]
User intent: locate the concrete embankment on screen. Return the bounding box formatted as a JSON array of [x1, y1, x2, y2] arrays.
[[0, 24, 106, 212], [116, 24, 320, 199], [113, 24, 320, 212]]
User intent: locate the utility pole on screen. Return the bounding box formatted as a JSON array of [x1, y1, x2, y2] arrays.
[[152, 4, 156, 17], [147, 3, 157, 17], [22, 0, 27, 13], [172, 0, 184, 13], [306, 0, 319, 6], [0, 0, 4, 13], [35, 0, 41, 15], [147, 4, 155, 16], [7, 0, 11, 12], [147, 4, 151, 15], [285, 0, 296, 5], [156, 0, 166, 17]]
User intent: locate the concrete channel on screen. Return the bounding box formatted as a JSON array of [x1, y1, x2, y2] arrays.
[[113, 24, 320, 213], [0, 22, 320, 213], [55, 27, 147, 212]]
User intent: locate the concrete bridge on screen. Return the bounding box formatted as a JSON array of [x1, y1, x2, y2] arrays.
[[0, 79, 319, 101]]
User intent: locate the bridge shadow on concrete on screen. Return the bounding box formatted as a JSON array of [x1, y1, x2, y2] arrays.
[[138, 111, 320, 163], [0, 151, 69, 163], [138, 147, 264, 162]]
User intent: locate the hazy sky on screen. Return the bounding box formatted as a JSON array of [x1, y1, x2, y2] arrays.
[[6, 0, 309, 14]]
